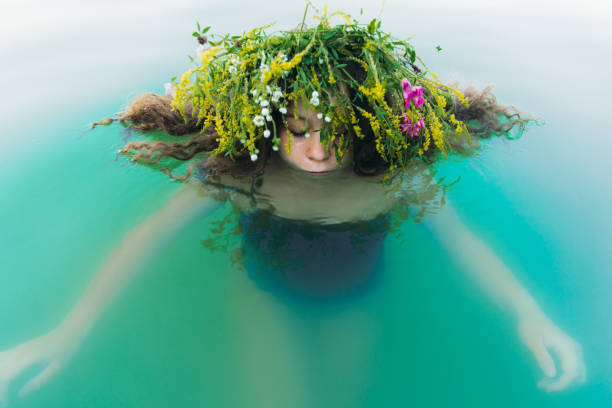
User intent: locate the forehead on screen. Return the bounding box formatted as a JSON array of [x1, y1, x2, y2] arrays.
[[287, 99, 311, 119], [286, 82, 349, 118]]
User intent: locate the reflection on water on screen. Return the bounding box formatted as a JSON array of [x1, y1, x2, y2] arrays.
[[1, 1, 611, 407]]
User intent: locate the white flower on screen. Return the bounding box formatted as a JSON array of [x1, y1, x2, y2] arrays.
[[228, 66, 237, 74], [266, 115, 273, 122], [324, 116, 332, 123], [266, 85, 272, 95], [240, 139, 246, 144], [251, 89, 258, 96], [260, 100, 269, 107], [163, 83, 175, 97], [310, 91, 320, 106], [260, 63, 269, 72], [317, 112, 323, 119], [271, 90, 283, 103], [250, 154, 258, 161], [263, 129, 271, 138], [261, 108, 269, 116], [273, 145, 279, 151], [279, 107, 287, 114], [305, 132, 311, 138], [253, 115, 265, 126]]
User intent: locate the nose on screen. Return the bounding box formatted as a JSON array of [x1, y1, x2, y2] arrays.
[[305, 131, 330, 162]]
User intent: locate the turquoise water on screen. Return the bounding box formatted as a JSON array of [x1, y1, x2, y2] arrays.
[[2, 1, 612, 406]]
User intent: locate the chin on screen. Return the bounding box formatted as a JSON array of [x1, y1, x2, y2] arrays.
[[306, 170, 332, 175], [301, 165, 341, 174]]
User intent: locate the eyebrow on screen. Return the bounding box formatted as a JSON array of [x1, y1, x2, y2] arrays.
[[287, 114, 307, 121]]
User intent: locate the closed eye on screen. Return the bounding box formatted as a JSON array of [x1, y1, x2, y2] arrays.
[[289, 127, 321, 137]]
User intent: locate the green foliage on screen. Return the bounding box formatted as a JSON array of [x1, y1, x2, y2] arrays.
[[170, 4, 472, 181]]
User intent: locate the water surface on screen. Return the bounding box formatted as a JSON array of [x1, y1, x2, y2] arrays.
[[1, 1, 611, 406]]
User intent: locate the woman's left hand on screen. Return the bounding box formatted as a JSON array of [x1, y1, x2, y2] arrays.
[[518, 312, 586, 392]]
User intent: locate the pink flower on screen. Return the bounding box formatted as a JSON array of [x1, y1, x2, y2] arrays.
[[401, 78, 424, 109], [402, 79, 412, 99], [401, 113, 425, 138]]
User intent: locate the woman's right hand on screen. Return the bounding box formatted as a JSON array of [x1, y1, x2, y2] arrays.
[[0, 330, 79, 407]]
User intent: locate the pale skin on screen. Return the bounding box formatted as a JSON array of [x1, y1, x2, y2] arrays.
[[0, 100, 586, 406]]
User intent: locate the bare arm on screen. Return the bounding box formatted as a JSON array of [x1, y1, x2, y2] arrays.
[[57, 182, 220, 341], [0, 182, 221, 404], [425, 204, 541, 317], [424, 202, 586, 391]]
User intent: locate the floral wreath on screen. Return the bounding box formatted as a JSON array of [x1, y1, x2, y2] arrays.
[[168, 4, 471, 177]]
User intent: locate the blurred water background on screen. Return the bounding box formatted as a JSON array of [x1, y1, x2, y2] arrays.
[[1, 0, 611, 406]]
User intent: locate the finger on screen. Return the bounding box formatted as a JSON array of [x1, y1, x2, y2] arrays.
[[525, 337, 557, 378], [543, 342, 580, 392], [542, 370, 576, 392], [18, 361, 62, 398]]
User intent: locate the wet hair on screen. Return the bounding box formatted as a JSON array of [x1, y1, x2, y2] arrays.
[[97, 61, 528, 181]]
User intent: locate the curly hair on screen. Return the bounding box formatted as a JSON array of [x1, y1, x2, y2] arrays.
[[95, 60, 529, 181]]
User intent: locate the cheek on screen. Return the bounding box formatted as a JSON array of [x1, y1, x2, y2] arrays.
[[278, 130, 303, 164], [341, 150, 352, 165]]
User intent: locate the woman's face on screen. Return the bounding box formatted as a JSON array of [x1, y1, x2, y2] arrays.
[[277, 100, 351, 175]]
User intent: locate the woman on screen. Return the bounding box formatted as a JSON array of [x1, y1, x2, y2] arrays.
[[0, 9, 585, 405]]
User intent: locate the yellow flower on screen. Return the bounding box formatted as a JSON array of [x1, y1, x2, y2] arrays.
[[200, 46, 221, 67], [358, 81, 385, 104], [347, 56, 368, 72], [328, 71, 336, 84], [426, 107, 447, 157], [449, 87, 470, 108], [263, 38, 315, 83]]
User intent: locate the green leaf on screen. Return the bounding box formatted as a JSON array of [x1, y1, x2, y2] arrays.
[[368, 18, 376, 34], [360, 8, 363, 15], [192, 32, 199, 37], [196, 21, 201, 31], [202, 26, 211, 34], [435, 45, 442, 52]]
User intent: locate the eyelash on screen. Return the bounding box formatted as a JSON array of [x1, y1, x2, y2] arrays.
[[289, 128, 306, 136]]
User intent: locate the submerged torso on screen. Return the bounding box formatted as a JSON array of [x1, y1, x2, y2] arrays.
[[196, 154, 441, 303], [240, 210, 389, 302]]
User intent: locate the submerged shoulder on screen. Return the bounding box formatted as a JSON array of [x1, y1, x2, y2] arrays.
[[192, 165, 256, 209], [389, 160, 447, 220]]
